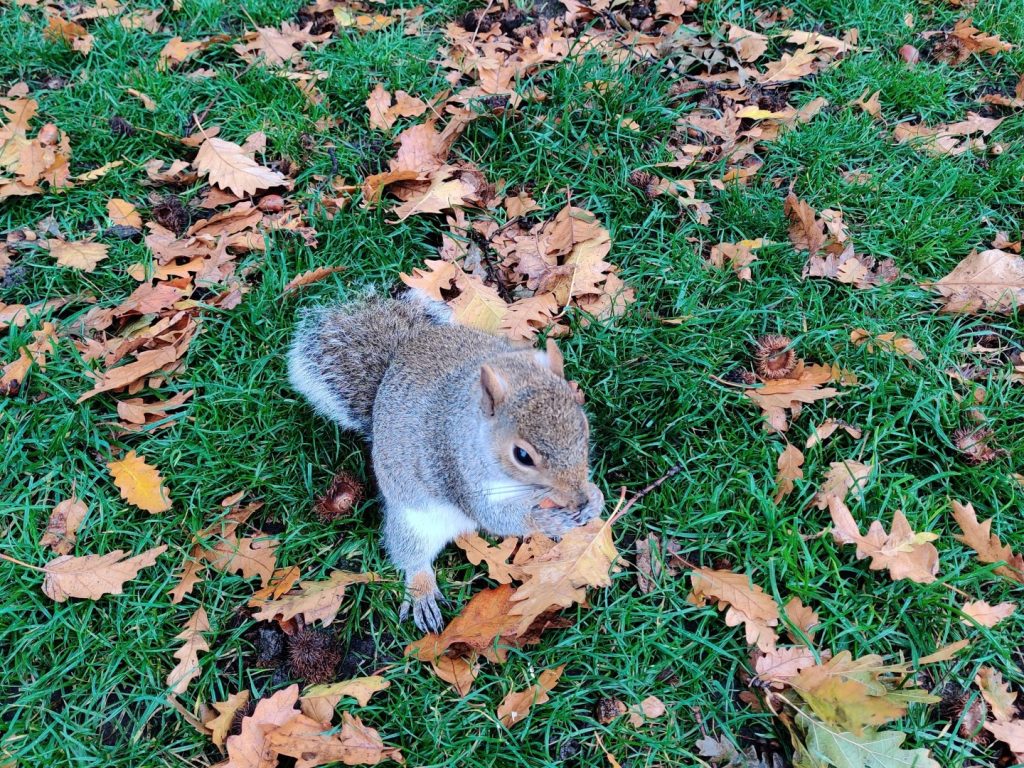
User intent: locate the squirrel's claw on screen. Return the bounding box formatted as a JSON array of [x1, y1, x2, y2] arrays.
[[402, 588, 445, 634]]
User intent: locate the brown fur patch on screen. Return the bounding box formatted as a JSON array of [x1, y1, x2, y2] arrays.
[[408, 570, 437, 599]]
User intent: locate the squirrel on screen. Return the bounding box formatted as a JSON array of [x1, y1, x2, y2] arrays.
[[288, 289, 604, 632]]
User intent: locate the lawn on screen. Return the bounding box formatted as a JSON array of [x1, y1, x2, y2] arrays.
[[1, 0, 1023, 766]]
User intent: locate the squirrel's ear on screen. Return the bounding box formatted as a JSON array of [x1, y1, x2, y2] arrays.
[[480, 365, 507, 416], [541, 337, 565, 378]]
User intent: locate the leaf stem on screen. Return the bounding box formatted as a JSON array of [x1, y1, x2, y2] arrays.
[[0, 552, 47, 572]]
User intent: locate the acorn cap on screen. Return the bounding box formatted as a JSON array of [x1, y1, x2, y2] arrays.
[[313, 471, 364, 522], [753, 335, 797, 380]]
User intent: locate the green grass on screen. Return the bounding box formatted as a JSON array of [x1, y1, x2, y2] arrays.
[[2, 0, 1023, 766]]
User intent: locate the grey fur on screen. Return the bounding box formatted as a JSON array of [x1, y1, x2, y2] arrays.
[[289, 290, 603, 632]]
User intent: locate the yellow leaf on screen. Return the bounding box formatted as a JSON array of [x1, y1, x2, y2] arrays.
[[107, 450, 172, 513]]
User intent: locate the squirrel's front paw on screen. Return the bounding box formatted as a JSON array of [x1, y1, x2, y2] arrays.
[[399, 570, 447, 634]]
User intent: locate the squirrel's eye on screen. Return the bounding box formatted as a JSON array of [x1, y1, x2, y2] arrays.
[[513, 446, 535, 467]]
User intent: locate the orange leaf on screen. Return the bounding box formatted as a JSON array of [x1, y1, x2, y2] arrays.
[[107, 450, 172, 514]]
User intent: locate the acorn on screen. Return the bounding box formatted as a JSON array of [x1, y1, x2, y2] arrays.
[[753, 335, 797, 380], [627, 170, 659, 199], [952, 426, 1006, 465], [287, 627, 341, 684], [313, 471, 363, 522]]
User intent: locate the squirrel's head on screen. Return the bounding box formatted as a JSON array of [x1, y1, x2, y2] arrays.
[[478, 339, 599, 527]]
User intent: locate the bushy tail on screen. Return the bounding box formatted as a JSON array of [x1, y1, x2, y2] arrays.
[[288, 289, 450, 436]]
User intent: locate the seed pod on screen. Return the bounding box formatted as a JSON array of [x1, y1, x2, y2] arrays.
[[753, 335, 797, 380], [288, 627, 341, 684]]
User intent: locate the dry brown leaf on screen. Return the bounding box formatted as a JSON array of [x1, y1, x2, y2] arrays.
[[688, 567, 780, 652], [366, 84, 428, 131], [960, 599, 1015, 627], [125, 88, 157, 111], [930, 249, 1024, 314], [248, 566, 303, 607], [754, 646, 817, 687], [773, 444, 804, 503], [40, 496, 88, 555], [44, 15, 93, 55], [497, 666, 563, 727], [627, 695, 666, 727], [805, 419, 862, 449], [894, 112, 1003, 155], [167, 606, 210, 695], [850, 329, 925, 361], [281, 266, 346, 294], [116, 390, 194, 427], [405, 635, 478, 695], [168, 548, 204, 604], [205, 690, 250, 750], [708, 239, 762, 282], [951, 17, 1013, 58], [193, 136, 290, 197], [158, 35, 228, 70], [76, 345, 181, 402], [300, 676, 390, 724], [224, 684, 302, 766], [951, 500, 1024, 583], [233, 22, 328, 66], [455, 532, 517, 584], [784, 597, 820, 643], [727, 24, 769, 61], [745, 362, 840, 434], [828, 495, 939, 583], [47, 239, 109, 272], [760, 48, 818, 83], [975, 667, 1018, 722], [813, 460, 873, 509], [42, 545, 167, 602], [250, 570, 379, 625], [107, 450, 172, 514], [507, 518, 618, 635], [267, 710, 404, 766], [202, 535, 278, 586], [854, 89, 882, 119], [107, 198, 142, 228]]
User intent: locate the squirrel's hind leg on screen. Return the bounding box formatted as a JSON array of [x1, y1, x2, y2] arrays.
[[383, 499, 476, 633]]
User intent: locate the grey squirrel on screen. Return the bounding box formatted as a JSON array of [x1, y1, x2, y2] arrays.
[[288, 289, 604, 632]]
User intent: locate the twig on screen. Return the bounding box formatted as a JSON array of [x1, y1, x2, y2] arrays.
[[608, 462, 685, 524]]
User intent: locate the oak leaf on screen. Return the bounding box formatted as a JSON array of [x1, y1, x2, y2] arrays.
[[800, 715, 940, 768], [108, 450, 172, 513], [250, 570, 379, 625], [117, 390, 194, 427], [205, 690, 251, 750], [167, 606, 210, 695], [627, 695, 666, 727], [233, 22, 328, 66], [806, 419, 862, 449], [745, 362, 840, 434], [507, 518, 618, 634], [960, 599, 1015, 628], [193, 137, 290, 197], [951, 18, 1013, 58], [281, 266, 346, 294], [760, 48, 818, 83], [850, 330, 924, 361], [754, 646, 817, 688], [42, 545, 167, 602], [951, 500, 1024, 583], [975, 667, 1017, 722], [688, 567, 780, 652], [107, 198, 142, 228], [202, 535, 278, 586], [773, 444, 804, 503], [267, 710, 404, 767], [40, 496, 88, 555], [300, 676, 390, 724], [455, 533, 516, 584], [784, 596, 821, 643], [813, 460, 872, 509], [169, 548, 204, 604], [827, 496, 939, 583], [404, 636, 478, 695], [366, 84, 428, 131], [390, 168, 478, 221], [708, 239, 763, 282], [930, 249, 1024, 314], [44, 15, 93, 55], [496, 666, 563, 727], [77, 345, 182, 402], [248, 565, 303, 607], [224, 684, 302, 767], [47, 239, 109, 272]]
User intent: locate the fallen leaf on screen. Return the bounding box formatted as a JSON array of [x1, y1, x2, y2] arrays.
[[267, 710, 404, 766], [627, 695, 666, 727], [250, 570, 379, 625], [960, 599, 1015, 627], [40, 496, 88, 555], [224, 685, 302, 766], [951, 500, 1024, 583], [508, 518, 618, 634], [107, 198, 142, 228], [745, 362, 841, 434], [366, 84, 428, 131], [801, 716, 940, 768], [233, 22, 328, 66], [455, 533, 517, 584], [784, 597, 821, 643], [202, 535, 278, 586], [805, 419, 862, 449], [754, 646, 817, 687], [827, 496, 939, 583], [688, 567, 780, 652], [930, 249, 1024, 314], [497, 666, 563, 727], [282, 266, 346, 294], [205, 690, 250, 750], [167, 606, 210, 695], [168, 549, 204, 604], [42, 545, 167, 602], [813, 460, 873, 509], [300, 676, 390, 724], [107, 450, 172, 514], [47, 239, 109, 272], [44, 15, 93, 55], [975, 667, 1018, 722], [193, 136, 290, 197], [125, 88, 156, 111], [708, 239, 763, 282], [76, 345, 181, 402], [850, 329, 924, 361], [773, 444, 804, 503]]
